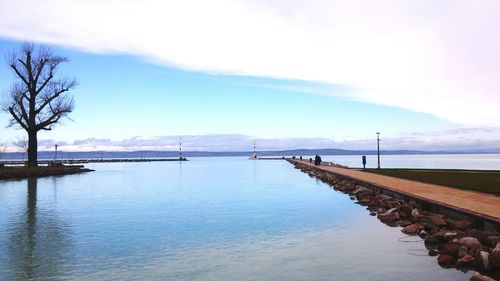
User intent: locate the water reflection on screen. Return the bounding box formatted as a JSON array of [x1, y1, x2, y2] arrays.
[[6, 177, 73, 280], [0, 160, 476, 280]]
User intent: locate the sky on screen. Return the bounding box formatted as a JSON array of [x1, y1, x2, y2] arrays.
[[0, 0, 499, 152]]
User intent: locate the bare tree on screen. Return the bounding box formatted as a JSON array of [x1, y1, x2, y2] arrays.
[[3, 43, 77, 167]]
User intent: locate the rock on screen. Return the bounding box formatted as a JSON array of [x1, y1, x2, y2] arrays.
[[464, 229, 491, 246], [408, 200, 421, 209], [358, 198, 371, 205], [458, 254, 474, 265], [487, 236, 500, 248], [425, 232, 443, 244], [448, 219, 472, 231], [415, 215, 430, 224], [385, 199, 402, 209], [397, 205, 412, 218], [411, 208, 420, 217], [469, 272, 495, 281], [474, 251, 491, 271], [367, 198, 379, 207], [440, 242, 460, 256], [402, 223, 425, 235], [493, 241, 500, 252], [488, 250, 500, 269], [443, 231, 458, 241], [378, 208, 400, 224], [398, 220, 413, 227], [428, 249, 438, 256], [429, 215, 447, 227], [470, 272, 496, 281], [457, 237, 483, 252], [351, 186, 369, 196], [437, 254, 455, 266], [374, 194, 392, 203], [423, 221, 436, 231], [457, 246, 469, 258]]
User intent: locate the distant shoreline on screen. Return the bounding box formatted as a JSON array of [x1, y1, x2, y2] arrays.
[[1, 149, 500, 161]]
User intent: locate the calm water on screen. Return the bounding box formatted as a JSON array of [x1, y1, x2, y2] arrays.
[[321, 153, 500, 170], [0, 158, 473, 280]]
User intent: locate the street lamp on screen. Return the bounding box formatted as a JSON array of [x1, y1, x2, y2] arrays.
[[376, 132, 381, 169]]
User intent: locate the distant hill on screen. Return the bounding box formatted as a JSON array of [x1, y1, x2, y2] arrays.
[[1, 148, 500, 160]]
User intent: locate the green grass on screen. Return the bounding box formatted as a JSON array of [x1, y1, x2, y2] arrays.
[[365, 168, 500, 196]]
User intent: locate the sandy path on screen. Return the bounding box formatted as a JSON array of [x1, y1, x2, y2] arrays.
[[294, 160, 500, 222]]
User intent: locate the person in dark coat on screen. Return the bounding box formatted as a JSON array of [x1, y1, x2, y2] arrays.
[[314, 155, 322, 166]]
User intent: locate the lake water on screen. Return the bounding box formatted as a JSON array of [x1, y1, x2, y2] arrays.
[[320, 153, 500, 170], [0, 157, 475, 280]]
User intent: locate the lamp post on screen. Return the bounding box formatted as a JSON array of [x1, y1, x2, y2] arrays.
[[376, 132, 381, 169]]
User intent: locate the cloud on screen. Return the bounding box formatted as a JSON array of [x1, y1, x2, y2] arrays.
[[8, 131, 496, 152], [400, 127, 500, 137], [1, 1, 499, 125]]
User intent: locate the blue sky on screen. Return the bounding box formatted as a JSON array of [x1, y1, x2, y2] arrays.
[[0, 1, 499, 151]]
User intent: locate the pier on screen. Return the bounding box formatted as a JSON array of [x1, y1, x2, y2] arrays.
[[291, 160, 500, 229], [0, 158, 188, 166]]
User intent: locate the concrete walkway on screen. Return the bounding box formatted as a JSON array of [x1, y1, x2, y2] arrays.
[[294, 160, 500, 223]]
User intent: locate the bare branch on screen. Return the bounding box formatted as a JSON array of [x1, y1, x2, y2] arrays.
[[13, 136, 29, 152], [35, 78, 77, 114], [10, 64, 30, 86], [8, 106, 28, 130]]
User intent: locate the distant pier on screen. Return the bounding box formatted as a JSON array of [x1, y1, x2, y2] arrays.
[[0, 158, 188, 166]]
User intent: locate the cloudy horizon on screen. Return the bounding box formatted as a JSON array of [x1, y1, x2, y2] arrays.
[[2, 127, 500, 153]]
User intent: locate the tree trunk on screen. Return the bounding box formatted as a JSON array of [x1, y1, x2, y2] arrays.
[[27, 130, 38, 167]]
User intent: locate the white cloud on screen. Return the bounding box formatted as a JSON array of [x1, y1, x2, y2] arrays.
[[1, 0, 499, 125], [5, 131, 496, 152]]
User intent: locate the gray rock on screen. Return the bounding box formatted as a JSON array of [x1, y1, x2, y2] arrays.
[[378, 208, 400, 224], [474, 251, 491, 271], [402, 223, 425, 235], [494, 241, 500, 252], [457, 246, 469, 258], [411, 208, 420, 217], [429, 215, 447, 227], [470, 272, 496, 281], [487, 236, 500, 248], [443, 231, 458, 241], [457, 237, 482, 251]]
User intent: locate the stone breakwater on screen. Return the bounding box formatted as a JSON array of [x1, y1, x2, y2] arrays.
[[291, 161, 500, 280]]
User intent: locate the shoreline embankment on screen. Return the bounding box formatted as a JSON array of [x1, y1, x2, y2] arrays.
[[0, 165, 94, 180], [289, 160, 500, 279]]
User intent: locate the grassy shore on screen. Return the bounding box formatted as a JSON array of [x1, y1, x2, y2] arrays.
[[0, 165, 93, 180], [365, 168, 500, 196]]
